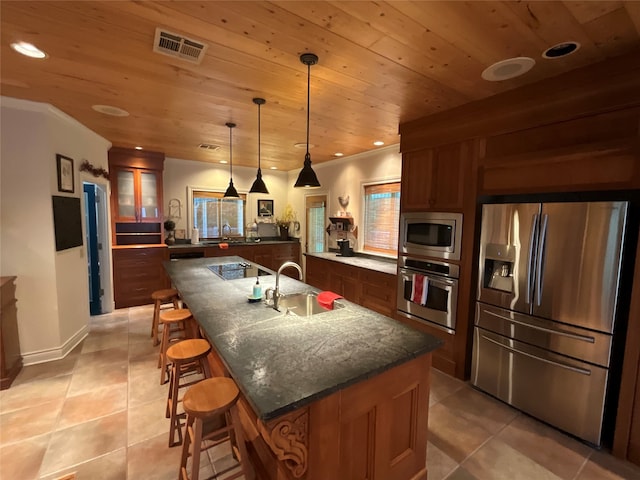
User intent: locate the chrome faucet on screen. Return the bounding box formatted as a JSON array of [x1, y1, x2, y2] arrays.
[[265, 261, 303, 310]]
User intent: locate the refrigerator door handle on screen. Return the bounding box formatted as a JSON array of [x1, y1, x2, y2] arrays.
[[526, 213, 539, 304], [535, 213, 549, 306], [483, 309, 596, 343], [481, 334, 592, 376]]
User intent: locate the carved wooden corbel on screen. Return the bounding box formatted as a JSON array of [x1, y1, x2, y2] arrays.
[[260, 408, 309, 478]]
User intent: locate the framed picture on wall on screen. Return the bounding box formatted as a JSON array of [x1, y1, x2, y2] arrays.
[[56, 154, 74, 193], [258, 199, 273, 217]]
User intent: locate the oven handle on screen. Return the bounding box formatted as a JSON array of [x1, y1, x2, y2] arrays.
[[483, 309, 595, 343], [481, 334, 591, 376], [399, 269, 457, 288]]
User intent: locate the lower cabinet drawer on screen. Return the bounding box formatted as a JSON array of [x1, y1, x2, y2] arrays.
[[113, 247, 168, 308]]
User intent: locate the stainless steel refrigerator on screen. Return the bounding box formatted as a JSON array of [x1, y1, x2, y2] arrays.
[[471, 201, 628, 445]]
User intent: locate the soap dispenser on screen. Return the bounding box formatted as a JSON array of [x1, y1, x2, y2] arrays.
[[253, 276, 262, 299]]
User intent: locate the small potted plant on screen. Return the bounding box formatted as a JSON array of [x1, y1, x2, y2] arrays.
[[164, 219, 176, 245], [276, 204, 296, 240]]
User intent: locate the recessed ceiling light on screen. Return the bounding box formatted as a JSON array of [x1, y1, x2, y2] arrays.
[[270, 166, 278, 170], [10, 42, 47, 59], [134, 146, 143, 150], [481, 57, 535, 81], [542, 42, 581, 59], [373, 141, 384, 146], [334, 152, 344, 157], [294, 143, 315, 149], [92, 104, 130, 117], [219, 160, 228, 164]]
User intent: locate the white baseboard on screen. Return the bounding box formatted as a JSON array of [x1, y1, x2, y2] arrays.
[[21, 325, 89, 366]]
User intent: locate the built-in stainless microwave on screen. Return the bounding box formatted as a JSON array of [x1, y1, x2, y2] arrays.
[[400, 212, 463, 261]]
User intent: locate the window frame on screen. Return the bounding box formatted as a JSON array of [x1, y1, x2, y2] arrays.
[[361, 179, 401, 258], [187, 186, 247, 240]]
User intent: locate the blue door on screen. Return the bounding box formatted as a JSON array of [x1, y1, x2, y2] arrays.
[[84, 183, 102, 315]]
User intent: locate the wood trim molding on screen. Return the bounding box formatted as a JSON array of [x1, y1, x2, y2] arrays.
[[399, 49, 640, 152], [613, 225, 640, 458], [259, 408, 309, 479], [108, 146, 165, 170]]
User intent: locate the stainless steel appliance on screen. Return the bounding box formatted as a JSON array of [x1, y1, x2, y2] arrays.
[[208, 262, 272, 281], [471, 201, 629, 445], [397, 256, 459, 332], [400, 212, 463, 260]]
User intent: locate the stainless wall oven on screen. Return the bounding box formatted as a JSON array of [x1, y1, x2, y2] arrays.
[[400, 212, 463, 260], [397, 256, 459, 332]]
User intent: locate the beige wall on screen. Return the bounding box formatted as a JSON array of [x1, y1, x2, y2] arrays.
[[163, 157, 290, 237], [287, 144, 401, 258], [0, 97, 111, 364]]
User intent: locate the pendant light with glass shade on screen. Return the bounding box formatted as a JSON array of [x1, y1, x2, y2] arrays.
[[249, 98, 269, 194], [294, 53, 321, 188], [223, 122, 240, 198]]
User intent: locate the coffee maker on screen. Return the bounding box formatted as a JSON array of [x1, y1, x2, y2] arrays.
[[337, 239, 354, 257]]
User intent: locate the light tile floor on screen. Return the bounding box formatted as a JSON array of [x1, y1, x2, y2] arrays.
[[0, 305, 639, 479]]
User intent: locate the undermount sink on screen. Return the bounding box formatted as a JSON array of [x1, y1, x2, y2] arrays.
[[277, 292, 344, 317]]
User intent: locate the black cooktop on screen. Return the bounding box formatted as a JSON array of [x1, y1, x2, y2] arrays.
[[207, 262, 272, 281]]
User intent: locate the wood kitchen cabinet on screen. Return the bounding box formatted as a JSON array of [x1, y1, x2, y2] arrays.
[[1, 276, 22, 390], [113, 246, 169, 308], [401, 142, 466, 211], [252, 243, 301, 275], [108, 147, 164, 246], [305, 255, 397, 317], [305, 256, 331, 291]]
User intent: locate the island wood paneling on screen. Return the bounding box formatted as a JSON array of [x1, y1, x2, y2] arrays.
[[204, 333, 433, 480]]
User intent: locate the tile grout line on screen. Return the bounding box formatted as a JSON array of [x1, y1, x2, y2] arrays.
[[451, 410, 523, 478], [37, 341, 82, 480]]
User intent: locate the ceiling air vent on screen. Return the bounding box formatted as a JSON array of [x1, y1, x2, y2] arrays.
[[153, 28, 208, 64], [198, 143, 220, 151]]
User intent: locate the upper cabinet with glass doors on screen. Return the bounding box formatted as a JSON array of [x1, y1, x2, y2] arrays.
[[112, 167, 162, 222], [108, 147, 164, 245]]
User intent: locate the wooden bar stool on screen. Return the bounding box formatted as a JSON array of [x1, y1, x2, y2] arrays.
[[166, 339, 211, 447], [179, 377, 254, 480], [158, 308, 193, 384], [151, 288, 180, 346]]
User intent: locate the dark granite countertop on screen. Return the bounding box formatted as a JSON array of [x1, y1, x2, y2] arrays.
[[304, 251, 397, 275], [164, 256, 441, 421], [168, 239, 299, 249]]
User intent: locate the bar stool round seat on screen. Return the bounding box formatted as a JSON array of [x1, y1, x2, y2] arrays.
[[166, 339, 211, 447], [151, 288, 179, 346], [158, 308, 193, 384], [179, 377, 253, 480]]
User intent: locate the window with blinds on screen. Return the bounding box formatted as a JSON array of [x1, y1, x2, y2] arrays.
[[363, 182, 401, 256], [192, 190, 246, 239]]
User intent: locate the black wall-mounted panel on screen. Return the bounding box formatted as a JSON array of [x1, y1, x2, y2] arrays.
[[52, 195, 83, 251]]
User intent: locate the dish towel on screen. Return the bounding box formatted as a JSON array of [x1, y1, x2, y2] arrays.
[[317, 291, 344, 310], [411, 274, 429, 306]]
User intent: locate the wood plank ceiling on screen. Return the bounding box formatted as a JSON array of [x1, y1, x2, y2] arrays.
[[2, 1, 639, 171]]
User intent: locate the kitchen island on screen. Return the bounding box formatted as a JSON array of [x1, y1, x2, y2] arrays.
[[164, 256, 441, 480]]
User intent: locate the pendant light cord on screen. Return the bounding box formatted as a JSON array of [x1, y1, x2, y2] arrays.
[[229, 125, 233, 179], [258, 102, 261, 169], [306, 61, 311, 159]]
